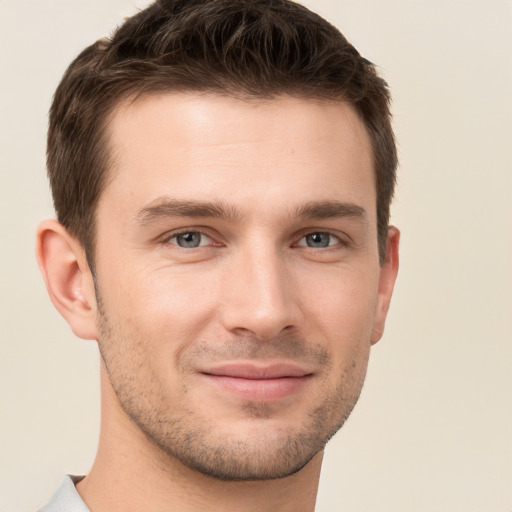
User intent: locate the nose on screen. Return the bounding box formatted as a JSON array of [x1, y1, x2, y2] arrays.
[[219, 244, 302, 340]]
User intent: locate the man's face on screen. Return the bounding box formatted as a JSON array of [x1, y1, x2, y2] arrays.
[[92, 93, 393, 480]]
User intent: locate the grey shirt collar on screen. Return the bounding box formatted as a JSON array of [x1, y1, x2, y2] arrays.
[[38, 475, 89, 512]]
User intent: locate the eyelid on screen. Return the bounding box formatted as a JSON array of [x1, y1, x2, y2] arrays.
[[160, 227, 222, 247], [157, 227, 351, 249], [293, 229, 350, 248]]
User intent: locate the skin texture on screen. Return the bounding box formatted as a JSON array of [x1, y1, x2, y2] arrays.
[[37, 94, 399, 512]]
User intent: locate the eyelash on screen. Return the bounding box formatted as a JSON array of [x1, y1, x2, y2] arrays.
[[295, 232, 344, 249], [162, 229, 349, 250], [163, 229, 219, 248]]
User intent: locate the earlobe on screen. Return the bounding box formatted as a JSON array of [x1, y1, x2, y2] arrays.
[[36, 219, 98, 340], [370, 226, 400, 345]]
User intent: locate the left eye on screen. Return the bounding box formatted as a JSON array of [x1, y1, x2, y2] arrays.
[[297, 232, 340, 248], [169, 231, 212, 248]]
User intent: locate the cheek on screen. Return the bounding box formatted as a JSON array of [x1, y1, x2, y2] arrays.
[[301, 266, 379, 362], [98, 264, 222, 361], [305, 263, 379, 325]]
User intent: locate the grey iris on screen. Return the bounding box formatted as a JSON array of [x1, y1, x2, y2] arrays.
[[306, 233, 330, 248], [176, 232, 202, 248]]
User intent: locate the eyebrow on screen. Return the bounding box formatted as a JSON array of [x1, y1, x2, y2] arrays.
[[134, 197, 367, 226], [295, 201, 368, 223], [135, 197, 241, 225]]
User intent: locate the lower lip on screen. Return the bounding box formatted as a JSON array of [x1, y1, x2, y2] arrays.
[[202, 374, 311, 401]]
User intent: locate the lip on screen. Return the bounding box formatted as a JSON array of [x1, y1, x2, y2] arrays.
[[199, 362, 313, 401]]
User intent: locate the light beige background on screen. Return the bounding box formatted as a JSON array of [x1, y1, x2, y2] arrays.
[[1, 1, 511, 511]]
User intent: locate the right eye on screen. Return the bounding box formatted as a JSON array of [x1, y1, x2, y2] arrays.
[[168, 231, 213, 248]]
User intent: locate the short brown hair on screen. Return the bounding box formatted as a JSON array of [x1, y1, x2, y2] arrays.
[[47, 0, 397, 265]]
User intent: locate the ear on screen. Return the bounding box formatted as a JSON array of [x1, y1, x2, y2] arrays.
[[370, 226, 400, 345], [36, 219, 98, 340]]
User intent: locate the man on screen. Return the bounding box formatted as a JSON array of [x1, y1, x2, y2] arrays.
[[36, 0, 399, 510]]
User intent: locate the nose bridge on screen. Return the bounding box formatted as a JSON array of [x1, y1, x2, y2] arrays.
[[221, 239, 299, 339]]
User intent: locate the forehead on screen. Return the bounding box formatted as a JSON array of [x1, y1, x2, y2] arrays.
[[101, 93, 376, 222]]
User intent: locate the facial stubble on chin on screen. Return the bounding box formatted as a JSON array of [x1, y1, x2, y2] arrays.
[[95, 296, 369, 482]]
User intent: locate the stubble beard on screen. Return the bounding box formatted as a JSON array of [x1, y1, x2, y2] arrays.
[[96, 300, 369, 481]]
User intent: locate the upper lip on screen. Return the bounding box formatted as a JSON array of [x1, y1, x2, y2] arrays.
[[200, 363, 312, 380]]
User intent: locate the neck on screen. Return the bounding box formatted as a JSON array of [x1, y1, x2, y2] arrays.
[[76, 368, 323, 512]]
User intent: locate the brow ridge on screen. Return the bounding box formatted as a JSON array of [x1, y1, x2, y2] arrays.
[[295, 201, 367, 222], [135, 197, 367, 226], [135, 197, 241, 225]]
